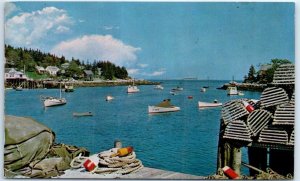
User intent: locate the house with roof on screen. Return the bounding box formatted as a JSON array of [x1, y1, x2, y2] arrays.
[[83, 70, 94, 81], [35, 66, 46, 74], [46, 66, 60, 76], [61, 63, 70, 69], [5, 68, 27, 80]]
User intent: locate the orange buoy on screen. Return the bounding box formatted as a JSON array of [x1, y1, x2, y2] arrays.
[[242, 100, 254, 113], [110, 146, 133, 157], [222, 166, 239, 179]]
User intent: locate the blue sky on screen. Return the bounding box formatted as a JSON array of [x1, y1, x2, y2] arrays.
[[4, 2, 295, 80]]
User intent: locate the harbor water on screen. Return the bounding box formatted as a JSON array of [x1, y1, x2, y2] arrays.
[[5, 80, 261, 176]]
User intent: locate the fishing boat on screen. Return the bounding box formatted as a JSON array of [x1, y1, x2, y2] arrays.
[[73, 112, 93, 117], [227, 86, 238, 95], [127, 79, 140, 93], [43, 83, 67, 107], [171, 86, 183, 91], [198, 100, 222, 108], [106, 95, 114, 101], [148, 99, 180, 113], [154, 84, 164, 90], [64, 84, 74, 92]]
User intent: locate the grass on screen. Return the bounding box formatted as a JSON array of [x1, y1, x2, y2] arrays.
[[26, 71, 49, 80]]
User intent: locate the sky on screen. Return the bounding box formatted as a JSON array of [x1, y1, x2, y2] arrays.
[[4, 2, 295, 80]]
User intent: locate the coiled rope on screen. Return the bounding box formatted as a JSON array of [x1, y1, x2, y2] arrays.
[[70, 148, 143, 175]]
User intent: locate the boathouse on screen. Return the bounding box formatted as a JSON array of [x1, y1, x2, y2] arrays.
[[217, 64, 295, 178]]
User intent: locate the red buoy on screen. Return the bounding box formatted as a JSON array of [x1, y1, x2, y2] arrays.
[[222, 166, 239, 179], [188, 96, 193, 99], [83, 159, 96, 172], [242, 100, 254, 113]]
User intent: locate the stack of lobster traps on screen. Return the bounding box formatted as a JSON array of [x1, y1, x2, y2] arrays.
[[217, 64, 295, 177]]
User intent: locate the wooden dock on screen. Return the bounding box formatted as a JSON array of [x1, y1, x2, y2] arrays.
[[59, 167, 204, 179]]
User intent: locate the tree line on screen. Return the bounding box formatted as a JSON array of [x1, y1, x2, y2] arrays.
[[243, 59, 292, 84], [5, 45, 129, 80]]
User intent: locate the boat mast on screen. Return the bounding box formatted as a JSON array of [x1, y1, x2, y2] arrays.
[[59, 82, 62, 99]]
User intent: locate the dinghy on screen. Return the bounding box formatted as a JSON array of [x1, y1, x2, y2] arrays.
[[198, 100, 222, 108]]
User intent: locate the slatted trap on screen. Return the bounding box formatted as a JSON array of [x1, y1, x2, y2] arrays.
[[290, 92, 295, 105], [258, 126, 288, 145], [273, 103, 295, 125], [247, 110, 272, 136], [223, 120, 252, 142], [221, 100, 249, 124], [288, 130, 294, 145], [260, 87, 289, 108], [272, 64, 295, 85]]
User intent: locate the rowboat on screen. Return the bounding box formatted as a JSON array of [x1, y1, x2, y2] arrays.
[[198, 101, 222, 108], [73, 112, 93, 117], [148, 99, 180, 113]]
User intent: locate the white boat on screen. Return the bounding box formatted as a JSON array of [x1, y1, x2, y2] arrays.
[[198, 101, 222, 108], [127, 85, 140, 93], [172, 86, 183, 91], [73, 112, 93, 117], [238, 91, 244, 96], [43, 83, 67, 107], [106, 95, 114, 101], [200, 87, 206, 92], [127, 79, 140, 93], [148, 99, 180, 113], [154, 85, 164, 90], [15, 86, 23, 91], [227, 86, 238, 95], [64, 84, 74, 92]]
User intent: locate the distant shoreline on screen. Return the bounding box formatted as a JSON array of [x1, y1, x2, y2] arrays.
[[217, 83, 267, 92]]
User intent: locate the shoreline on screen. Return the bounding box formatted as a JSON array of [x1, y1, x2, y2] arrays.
[[217, 83, 267, 92]]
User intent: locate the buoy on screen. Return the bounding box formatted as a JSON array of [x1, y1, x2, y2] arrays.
[[188, 96, 193, 99], [83, 154, 99, 172], [110, 146, 133, 157], [222, 166, 239, 179], [242, 100, 254, 113]]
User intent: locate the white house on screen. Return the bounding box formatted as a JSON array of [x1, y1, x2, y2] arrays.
[[36, 66, 46, 74], [46, 66, 60, 76], [61, 63, 70, 69], [5, 68, 27, 80]]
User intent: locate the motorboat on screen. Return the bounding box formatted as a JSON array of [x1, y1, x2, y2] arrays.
[[171, 86, 183, 91], [198, 100, 222, 108], [154, 84, 164, 90], [106, 95, 114, 101], [43, 83, 67, 107], [148, 99, 180, 113], [73, 112, 93, 117], [127, 79, 140, 93], [200, 87, 206, 92], [227, 86, 238, 95], [64, 84, 74, 92], [238, 91, 244, 96]]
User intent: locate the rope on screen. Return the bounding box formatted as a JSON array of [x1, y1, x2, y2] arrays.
[[70, 148, 143, 175]]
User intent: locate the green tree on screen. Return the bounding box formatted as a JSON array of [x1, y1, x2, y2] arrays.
[[247, 65, 256, 83]]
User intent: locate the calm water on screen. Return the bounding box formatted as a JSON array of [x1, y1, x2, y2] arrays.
[[5, 80, 261, 176]]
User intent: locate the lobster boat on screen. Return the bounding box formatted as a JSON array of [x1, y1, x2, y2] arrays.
[[148, 99, 180, 113]]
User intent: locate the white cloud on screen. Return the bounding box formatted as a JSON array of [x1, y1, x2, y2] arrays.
[[51, 34, 141, 66], [5, 2, 19, 17], [127, 68, 140, 75], [138, 63, 148, 68], [145, 68, 166, 76], [5, 6, 73, 47]]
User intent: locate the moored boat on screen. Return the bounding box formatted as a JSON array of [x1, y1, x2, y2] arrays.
[[227, 86, 238, 95], [15, 86, 23, 91], [148, 99, 180, 113], [200, 87, 206, 92], [43, 83, 67, 107], [154, 84, 164, 90], [106, 95, 114, 101], [198, 100, 222, 108], [73, 112, 93, 117], [64, 84, 75, 92], [127, 79, 140, 93]]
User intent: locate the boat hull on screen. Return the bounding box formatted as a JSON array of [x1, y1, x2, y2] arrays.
[[148, 106, 180, 113], [127, 86, 140, 93], [44, 98, 67, 107], [198, 101, 222, 108], [73, 112, 93, 117]]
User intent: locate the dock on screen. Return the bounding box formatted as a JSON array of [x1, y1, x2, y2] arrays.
[[59, 167, 204, 179]]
